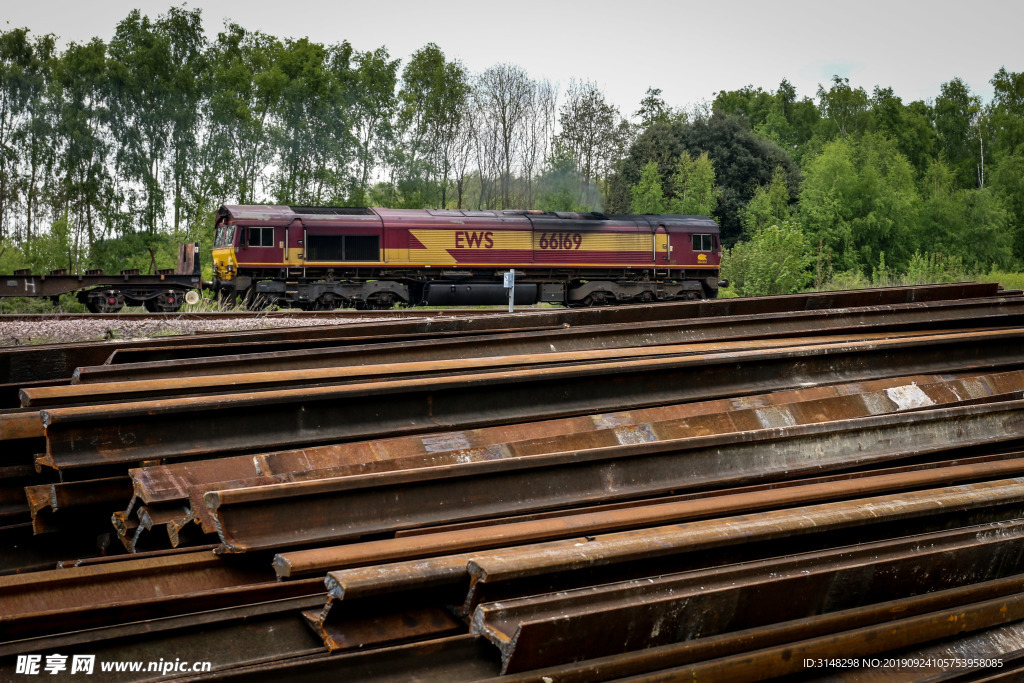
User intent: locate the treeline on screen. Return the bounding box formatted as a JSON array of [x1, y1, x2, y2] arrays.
[[613, 75, 1024, 293], [0, 6, 1022, 291]]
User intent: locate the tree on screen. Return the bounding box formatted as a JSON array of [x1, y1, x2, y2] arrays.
[[534, 143, 597, 212], [397, 43, 470, 207], [475, 63, 535, 208], [681, 114, 800, 243], [209, 24, 285, 204], [870, 87, 939, 174], [799, 133, 922, 271], [555, 80, 625, 208], [271, 38, 360, 204], [816, 75, 870, 138], [604, 118, 687, 214], [934, 77, 982, 189], [988, 151, 1024, 261], [0, 28, 44, 240], [740, 168, 791, 235], [630, 161, 666, 214], [716, 79, 819, 161], [106, 8, 207, 234], [669, 151, 719, 217], [988, 67, 1024, 160], [52, 38, 112, 249], [920, 159, 1013, 270], [636, 87, 674, 128]]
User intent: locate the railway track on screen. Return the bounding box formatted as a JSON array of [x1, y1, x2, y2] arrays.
[[1, 282, 1024, 681], [0, 308, 497, 322]]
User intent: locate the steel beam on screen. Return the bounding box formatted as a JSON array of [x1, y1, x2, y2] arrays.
[[318, 477, 1024, 617], [274, 456, 1024, 578], [487, 577, 1024, 683], [471, 520, 1024, 672], [0, 549, 321, 640], [38, 330, 1024, 469], [205, 399, 1024, 552], [70, 296, 1024, 384]]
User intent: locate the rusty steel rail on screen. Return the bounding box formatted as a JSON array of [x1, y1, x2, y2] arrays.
[[472, 520, 1024, 673], [0, 594, 329, 681], [313, 476, 1024, 637], [172, 369, 1023, 537], [487, 576, 1024, 683], [86, 283, 1015, 370], [129, 368, 964, 511], [175, 634, 501, 683], [621, 592, 1024, 683], [24, 331, 935, 408], [204, 399, 1024, 552], [25, 476, 132, 535], [0, 282, 1008, 385], [69, 295, 1024, 385], [35, 329, 1024, 469], [0, 549, 323, 640], [273, 456, 1024, 579]]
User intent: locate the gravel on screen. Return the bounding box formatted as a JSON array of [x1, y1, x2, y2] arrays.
[[0, 315, 399, 347]]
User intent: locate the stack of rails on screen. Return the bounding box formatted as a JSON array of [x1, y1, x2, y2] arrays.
[[2, 282, 1024, 681]]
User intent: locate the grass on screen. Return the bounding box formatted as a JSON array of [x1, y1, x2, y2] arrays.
[[978, 270, 1024, 292]]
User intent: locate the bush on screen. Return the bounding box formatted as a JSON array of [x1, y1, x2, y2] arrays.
[[721, 221, 813, 296]]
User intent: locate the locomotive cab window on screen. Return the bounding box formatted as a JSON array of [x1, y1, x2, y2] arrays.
[[692, 234, 714, 252], [214, 226, 225, 248], [247, 227, 275, 247], [307, 235, 380, 262]]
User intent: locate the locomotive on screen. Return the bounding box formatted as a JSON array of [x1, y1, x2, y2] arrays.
[[211, 205, 724, 309]]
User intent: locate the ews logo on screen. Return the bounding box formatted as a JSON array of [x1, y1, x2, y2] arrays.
[[455, 231, 494, 249]]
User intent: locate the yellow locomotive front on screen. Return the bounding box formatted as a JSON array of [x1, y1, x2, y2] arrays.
[[211, 223, 239, 283]]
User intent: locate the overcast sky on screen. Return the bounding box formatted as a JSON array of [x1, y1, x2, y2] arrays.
[[5, 0, 1022, 117]]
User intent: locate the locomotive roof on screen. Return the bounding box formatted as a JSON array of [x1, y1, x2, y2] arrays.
[[217, 205, 719, 231]]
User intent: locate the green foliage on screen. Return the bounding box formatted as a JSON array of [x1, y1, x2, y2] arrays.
[[668, 151, 720, 217], [816, 76, 871, 138], [821, 269, 870, 291], [988, 151, 1024, 261], [721, 221, 813, 296], [799, 133, 921, 272], [635, 87, 682, 128], [870, 87, 939, 174], [919, 160, 1013, 270], [535, 147, 599, 212], [555, 80, 628, 208], [715, 79, 819, 162], [630, 161, 666, 214], [681, 115, 801, 243], [979, 269, 1024, 292], [989, 68, 1024, 159], [934, 77, 982, 189], [398, 43, 470, 207], [740, 168, 791, 235]]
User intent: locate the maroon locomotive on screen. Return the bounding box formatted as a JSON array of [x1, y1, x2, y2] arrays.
[[211, 205, 723, 308]]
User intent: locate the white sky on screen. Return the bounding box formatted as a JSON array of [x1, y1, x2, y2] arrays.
[[5, 0, 1022, 117]]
